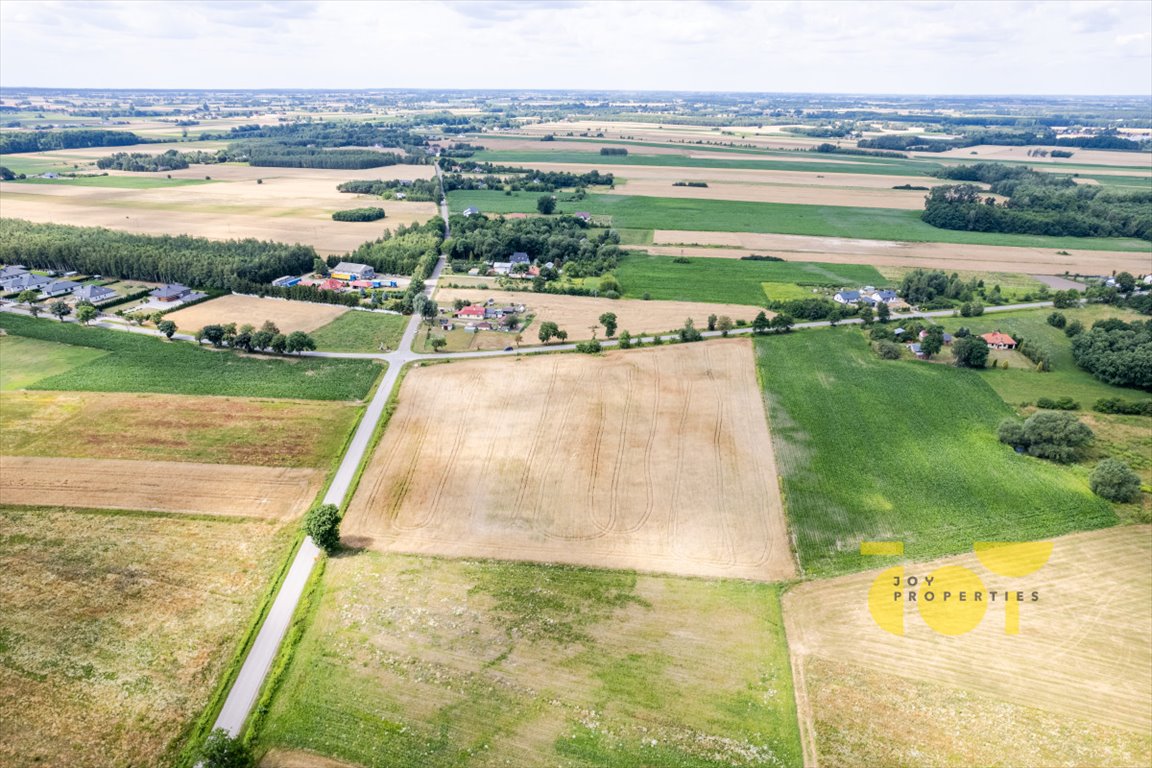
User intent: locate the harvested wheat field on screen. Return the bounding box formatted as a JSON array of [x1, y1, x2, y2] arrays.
[[433, 287, 763, 339], [615, 177, 927, 209], [165, 294, 349, 335], [0, 456, 322, 519], [0, 504, 293, 768], [784, 526, 1152, 767], [0, 391, 360, 467], [647, 230, 1152, 274], [344, 340, 794, 580]]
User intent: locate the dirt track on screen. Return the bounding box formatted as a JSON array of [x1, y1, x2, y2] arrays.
[[343, 340, 795, 581], [0, 456, 322, 519]]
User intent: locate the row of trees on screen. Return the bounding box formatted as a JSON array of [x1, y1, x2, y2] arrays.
[[95, 150, 189, 172], [0, 129, 146, 154], [194, 319, 316, 354], [331, 207, 386, 222], [338, 178, 441, 201], [859, 129, 1147, 153], [0, 219, 315, 290]]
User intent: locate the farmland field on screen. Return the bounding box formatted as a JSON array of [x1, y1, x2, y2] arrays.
[[9, 175, 214, 189], [784, 526, 1152, 767], [309, 309, 408, 352], [0, 391, 360, 467], [433, 287, 764, 339], [755, 330, 1115, 576], [344, 341, 795, 581], [447, 190, 1151, 251], [0, 334, 108, 390], [609, 253, 888, 305], [0, 455, 323, 519], [254, 552, 803, 768], [0, 504, 294, 768], [0, 313, 382, 400], [164, 294, 349, 335]]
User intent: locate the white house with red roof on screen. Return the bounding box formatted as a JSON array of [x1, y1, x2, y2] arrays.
[[981, 331, 1017, 350]]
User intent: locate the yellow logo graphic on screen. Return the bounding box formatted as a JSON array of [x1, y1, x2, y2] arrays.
[[864, 541, 1051, 636]]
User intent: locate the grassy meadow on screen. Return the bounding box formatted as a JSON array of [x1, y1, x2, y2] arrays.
[[254, 553, 803, 768], [447, 190, 1151, 251], [8, 175, 214, 189], [607, 253, 888, 305], [0, 334, 109, 390], [755, 329, 1116, 576], [0, 314, 381, 401], [310, 309, 408, 353]]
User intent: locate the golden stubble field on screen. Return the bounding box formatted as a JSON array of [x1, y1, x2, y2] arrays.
[[0, 504, 293, 768], [784, 526, 1152, 767], [164, 294, 349, 335], [645, 230, 1152, 275], [0, 456, 323, 520], [433, 287, 765, 339], [344, 340, 795, 581], [0, 157, 437, 254]]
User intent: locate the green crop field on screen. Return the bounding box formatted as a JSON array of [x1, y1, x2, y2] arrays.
[[755, 329, 1115, 576], [310, 310, 407, 353], [607, 253, 888, 305], [0, 314, 381, 401], [8, 175, 213, 189], [447, 190, 1151, 251], [254, 553, 803, 768], [936, 305, 1151, 408], [762, 282, 830, 302], [0, 334, 109, 390]]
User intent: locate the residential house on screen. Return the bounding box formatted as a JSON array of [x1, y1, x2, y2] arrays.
[[908, 343, 926, 359], [462, 207, 480, 217], [457, 305, 486, 320], [5, 273, 50, 293], [981, 332, 1017, 350], [868, 289, 899, 304], [0, 265, 28, 283], [330, 262, 375, 281], [272, 275, 301, 287], [833, 290, 861, 304], [510, 252, 531, 266], [491, 262, 512, 276], [72, 284, 117, 304], [151, 283, 193, 302], [40, 279, 82, 298], [892, 327, 906, 338]]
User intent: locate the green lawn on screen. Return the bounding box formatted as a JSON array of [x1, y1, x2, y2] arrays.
[[310, 310, 408, 353], [608, 253, 888, 305], [8, 175, 213, 189], [448, 190, 1151, 251], [936, 305, 1151, 408], [0, 314, 381, 401], [756, 329, 1116, 576], [254, 553, 803, 768], [0, 334, 109, 390], [762, 282, 831, 302]]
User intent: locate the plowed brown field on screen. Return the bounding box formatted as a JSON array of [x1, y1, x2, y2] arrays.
[[343, 340, 794, 580]]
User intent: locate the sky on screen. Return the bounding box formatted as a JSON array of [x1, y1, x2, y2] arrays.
[[1, 0, 1150, 95]]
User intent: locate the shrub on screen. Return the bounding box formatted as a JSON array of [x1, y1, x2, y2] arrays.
[[1047, 312, 1067, 328], [873, 340, 903, 359], [952, 335, 989, 368], [1064, 319, 1084, 337], [1093, 397, 1152, 416], [997, 411, 1094, 463], [575, 339, 602, 354], [304, 503, 341, 552], [1089, 458, 1141, 502], [332, 207, 386, 222], [1035, 396, 1079, 411], [198, 728, 254, 768]]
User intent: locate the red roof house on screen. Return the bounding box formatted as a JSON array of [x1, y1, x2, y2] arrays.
[[320, 278, 346, 291], [981, 332, 1017, 350], [457, 305, 485, 319]]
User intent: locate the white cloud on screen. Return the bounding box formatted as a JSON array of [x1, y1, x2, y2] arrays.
[[0, 0, 1148, 94]]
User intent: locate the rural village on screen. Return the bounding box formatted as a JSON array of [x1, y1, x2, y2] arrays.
[[0, 4, 1151, 768]]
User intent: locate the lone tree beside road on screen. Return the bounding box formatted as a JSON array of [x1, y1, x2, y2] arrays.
[[599, 312, 617, 337], [197, 728, 253, 768], [75, 302, 98, 325], [304, 503, 341, 553], [538, 320, 562, 343], [157, 319, 178, 339], [49, 300, 71, 322]]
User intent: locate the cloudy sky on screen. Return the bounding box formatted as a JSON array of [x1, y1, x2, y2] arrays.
[[1, 0, 1149, 95]]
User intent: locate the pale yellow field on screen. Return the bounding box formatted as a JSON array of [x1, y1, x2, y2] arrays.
[[433, 287, 765, 339], [784, 526, 1152, 767], [615, 177, 927, 209], [164, 294, 348, 334], [0, 456, 322, 520], [0, 160, 437, 254], [343, 341, 795, 581], [919, 143, 1152, 169], [646, 230, 1152, 274]]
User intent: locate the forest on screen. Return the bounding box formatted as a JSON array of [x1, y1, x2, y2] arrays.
[[0, 129, 148, 154], [344, 218, 446, 276], [96, 150, 190, 172], [1071, 318, 1152, 390], [0, 219, 315, 290], [444, 214, 622, 277], [859, 129, 1148, 152]]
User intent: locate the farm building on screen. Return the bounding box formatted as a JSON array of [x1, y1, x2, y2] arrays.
[[908, 343, 926, 358], [40, 279, 82, 298], [272, 275, 301, 288], [330, 262, 375, 281], [151, 284, 193, 302], [319, 278, 346, 291], [72, 284, 117, 304], [982, 332, 1017, 350], [462, 207, 480, 217]]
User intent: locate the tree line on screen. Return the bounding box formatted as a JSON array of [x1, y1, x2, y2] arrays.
[[0, 129, 148, 154], [859, 129, 1148, 153], [332, 207, 386, 222], [96, 150, 189, 172]]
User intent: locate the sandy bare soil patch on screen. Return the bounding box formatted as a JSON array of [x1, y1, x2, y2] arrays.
[[784, 526, 1152, 764], [917, 144, 1152, 169], [0, 456, 322, 519], [344, 340, 794, 581], [647, 230, 1152, 274], [433, 287, 762, 339], [164, 294, 348, 334], [0, 505, 292, 768]]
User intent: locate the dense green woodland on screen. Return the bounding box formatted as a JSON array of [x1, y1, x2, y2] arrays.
[[922, 164, 1152, 240], [860, 130, 1148, 152], [0, 129, 147, 154], [96, 150, 189, 172], [0, 219, 315, 290], [445, 214, 622, 277], [202, 121, 427, 149], [1071, 319, 1152, 390], [345, 218, 445, 276]]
